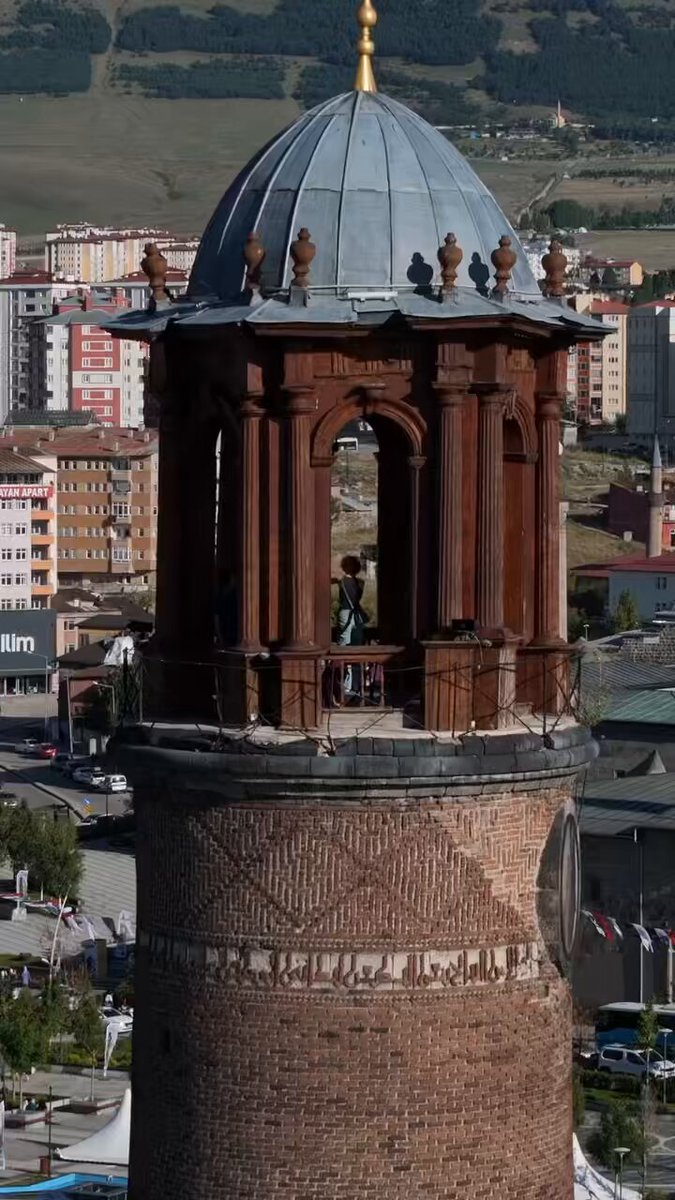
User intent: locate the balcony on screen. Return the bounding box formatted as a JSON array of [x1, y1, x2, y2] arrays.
[[31, 584, 53, 597]]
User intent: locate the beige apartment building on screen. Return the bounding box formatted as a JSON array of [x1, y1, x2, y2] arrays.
[[567, 294, 628, 424], [0, 425, 158, 592], [45, 225, 199, 284]]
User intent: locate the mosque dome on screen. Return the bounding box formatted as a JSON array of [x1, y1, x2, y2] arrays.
[[189, 89, 541, 304]]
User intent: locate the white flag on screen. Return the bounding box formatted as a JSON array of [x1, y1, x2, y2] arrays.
[[632, 923, 654, 952], [103, 1021, 120, 1078], [15, 869, 28, 897]]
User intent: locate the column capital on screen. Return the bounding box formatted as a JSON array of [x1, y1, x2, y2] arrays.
[[432, 381, 470, 407], [473, 382, 512, 407], [284, 384, 317, 416], [535, 391, 565, 420], [238, 394, 264, 420]]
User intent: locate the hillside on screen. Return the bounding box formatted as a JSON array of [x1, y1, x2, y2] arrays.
[[0, 0, 671, 238]]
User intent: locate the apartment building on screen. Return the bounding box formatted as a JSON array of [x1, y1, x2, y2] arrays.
[[0, 271, 83, 423], [0, 226, 16, 279], [566, 295, 628, 424], [0, 425, 158, 592], [45, 225, 199, 283], [29, 291, 148, 427], [0, 446, 57, 611], [627, 300, 675, 451], [580, 257, 644, 290]]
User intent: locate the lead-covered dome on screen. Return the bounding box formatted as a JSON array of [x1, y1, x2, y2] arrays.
[[189, 90, 541, 303]]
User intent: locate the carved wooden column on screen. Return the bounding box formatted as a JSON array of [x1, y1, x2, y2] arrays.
[[237, 395, 263, 652], [534, 391, 563, 645], [475, 384, 508, 632], [283, 384, 316, 650], [408, 455, 424, 639], [434, 384, 466, 631]]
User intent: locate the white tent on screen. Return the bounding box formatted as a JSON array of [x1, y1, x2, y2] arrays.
[[574, 1134, 640, 1200], [56, 1088, 130, 1167]]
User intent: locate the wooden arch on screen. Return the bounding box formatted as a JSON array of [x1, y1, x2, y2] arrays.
[[505, 390, 537, 459], [311, 393, 427, 466]]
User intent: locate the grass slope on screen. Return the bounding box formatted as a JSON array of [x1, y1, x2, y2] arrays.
[[0, 0, 661, 237]]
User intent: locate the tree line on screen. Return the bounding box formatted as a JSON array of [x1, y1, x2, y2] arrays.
[[0, 1, 111, 52], [116, 55, 285, 100], [484, 5, 675, 130], [295, 63, 479, 126], [115, 0, 499, 66], [538, 196, 675, 231]]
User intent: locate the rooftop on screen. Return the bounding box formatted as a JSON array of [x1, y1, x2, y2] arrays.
[[575, 552, 675, 576]]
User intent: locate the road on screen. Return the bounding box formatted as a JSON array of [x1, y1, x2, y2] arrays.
[[0, 701, 136, 958], [0, 748, 128, 822]]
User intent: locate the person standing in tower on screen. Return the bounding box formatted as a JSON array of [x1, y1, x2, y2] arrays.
[[333, 556, 368, 700]]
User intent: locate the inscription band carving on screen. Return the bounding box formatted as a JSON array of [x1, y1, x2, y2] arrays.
[[138, 934, 540, 990]]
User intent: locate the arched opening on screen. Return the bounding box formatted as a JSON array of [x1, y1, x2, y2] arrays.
[[318, 409, 416, 709], [503, 415, 535, 639], [214, 421, 240, 647], [329, 420, 379, 645]]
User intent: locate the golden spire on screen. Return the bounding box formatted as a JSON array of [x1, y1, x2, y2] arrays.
[[354, 0, 378, 93]]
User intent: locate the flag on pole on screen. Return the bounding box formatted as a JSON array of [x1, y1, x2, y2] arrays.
[[632, 923, 654, 952], [103, 1021, 120, 1078], [582, 910, 607, 938]]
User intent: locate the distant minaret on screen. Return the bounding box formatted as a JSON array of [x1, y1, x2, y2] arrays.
[[648, 435, 664, 557]]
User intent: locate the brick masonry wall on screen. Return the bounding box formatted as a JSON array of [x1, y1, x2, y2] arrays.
[[129, 778, 575, 1200]]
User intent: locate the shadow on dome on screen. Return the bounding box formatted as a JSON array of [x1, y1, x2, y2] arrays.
[[406, 252, 434, 294], [469, 252, 490, 296]]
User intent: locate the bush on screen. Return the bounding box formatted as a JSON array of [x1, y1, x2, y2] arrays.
[[587, 1096, 646, 1169], [0, 48, 91, 93]]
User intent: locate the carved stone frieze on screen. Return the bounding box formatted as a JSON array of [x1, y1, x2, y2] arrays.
[[138, 932, 540, 990]]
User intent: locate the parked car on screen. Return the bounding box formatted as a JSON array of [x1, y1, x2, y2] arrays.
[[598, 1044, 675, 1079], [100, 1005, 133, 1036], [38, 744, 58, 760], [72, 766, 106, 787], [14, 739, 39, 756], [94, 774, 129, 794], [64, 756, 94, 776]]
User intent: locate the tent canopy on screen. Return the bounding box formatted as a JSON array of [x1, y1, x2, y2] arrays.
[[56, 1089, 130, 1167]]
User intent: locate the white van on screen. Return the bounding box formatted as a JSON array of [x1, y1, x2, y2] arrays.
[[598, 1044, 675, 1079], [95, 774, 128, 794]]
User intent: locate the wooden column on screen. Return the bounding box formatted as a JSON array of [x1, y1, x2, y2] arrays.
[[534, 391, 563, 644], [283, 384, 316, 649], [434, 384, 465, 631], [237, 396, 263, 652], [475, 384, 508, 631]]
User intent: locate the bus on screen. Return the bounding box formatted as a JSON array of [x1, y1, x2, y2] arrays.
[[596, 1002, 675, 1051]]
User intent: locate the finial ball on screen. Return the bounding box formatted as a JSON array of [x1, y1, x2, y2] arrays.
[[358, 0, 377, 29]]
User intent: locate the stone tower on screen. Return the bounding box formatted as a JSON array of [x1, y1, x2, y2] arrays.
[[648, 435, 664, 557], [108, 7, 604, 1197]]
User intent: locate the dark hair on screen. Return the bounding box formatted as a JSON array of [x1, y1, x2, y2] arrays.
[[341, 555, 362, 576]]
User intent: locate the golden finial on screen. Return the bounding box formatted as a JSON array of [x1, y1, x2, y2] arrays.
[[354, 0, 378, 93]]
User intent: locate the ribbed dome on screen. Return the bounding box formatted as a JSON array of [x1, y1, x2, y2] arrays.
[[189, 91, 541, 303]]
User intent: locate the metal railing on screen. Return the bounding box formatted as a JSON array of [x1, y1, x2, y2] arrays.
[[322, 646, 408, 710]]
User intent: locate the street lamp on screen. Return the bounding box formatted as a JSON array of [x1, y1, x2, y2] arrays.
[[24, 652, 53, 740], [613, 1146, 630, 1200]]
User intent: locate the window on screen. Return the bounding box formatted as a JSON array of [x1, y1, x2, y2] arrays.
[[657, 576, 669, 590], [113, 503, 130, 518], [15, 599, 27, 610], [14, 574, 27, 586], [15, 548, 26, 561], [0, 600, 12, 610], [14, 525, 26, 536], [112, 547, 131, 562], [0, 574, 10, 586], [0, 525, 10, 536], [0, 550, 11, 561]]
